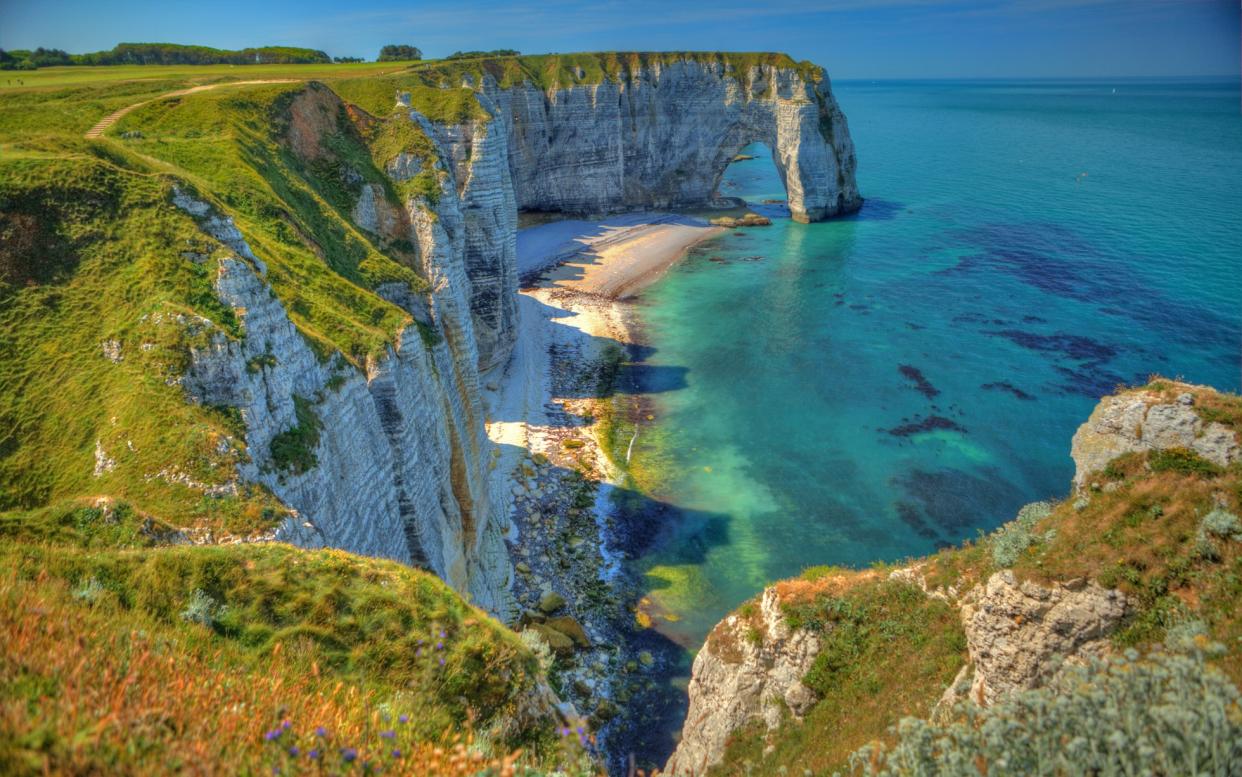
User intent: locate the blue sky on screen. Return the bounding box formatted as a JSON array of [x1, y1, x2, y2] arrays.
[[0, 0, 1237, 78]]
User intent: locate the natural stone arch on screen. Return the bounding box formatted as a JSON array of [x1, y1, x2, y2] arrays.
[[478, 56, 862, 223]]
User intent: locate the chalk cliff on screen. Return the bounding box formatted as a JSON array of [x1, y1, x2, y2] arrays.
[[471, 54, 861, 222]]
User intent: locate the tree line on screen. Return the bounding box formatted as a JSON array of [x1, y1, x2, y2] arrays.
[[0, 43, 522, 71]]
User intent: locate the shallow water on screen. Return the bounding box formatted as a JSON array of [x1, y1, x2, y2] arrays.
[[622, 79, 1242, 650]]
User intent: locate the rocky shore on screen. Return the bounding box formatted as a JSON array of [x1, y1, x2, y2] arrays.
[[482, 213, 722, 768]]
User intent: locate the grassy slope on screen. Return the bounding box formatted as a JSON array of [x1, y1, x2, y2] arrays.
[[708, 381, 1242, 776], [0, 524, 574, 773]]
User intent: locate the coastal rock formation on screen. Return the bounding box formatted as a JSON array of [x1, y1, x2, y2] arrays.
[[959, 571, 1128, 705], [177, 188, 515, 617], [472, 55, 860, 223], [1071, 389, 1240, 488], [148, 53, 862, 622], [664, 586, 821, 776]]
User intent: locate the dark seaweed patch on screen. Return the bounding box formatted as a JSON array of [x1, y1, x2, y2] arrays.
[[983, 329, 1123, 397], [898, 364, 940, 399], [937, 222, 1238, 350], [981, 381, 1036, 400], [893, 467, 1028, 539], [886, 415, 966, 437], [895, 500, 943, 543]]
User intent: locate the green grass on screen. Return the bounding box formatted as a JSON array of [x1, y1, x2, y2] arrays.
[[0, 536, 577, 773], [406, 51, 823, 92], [709, 577, 966, 776], [269, 395, 323, 475]]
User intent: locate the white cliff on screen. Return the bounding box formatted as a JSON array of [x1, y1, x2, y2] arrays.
[[475, 55, 861, 223]]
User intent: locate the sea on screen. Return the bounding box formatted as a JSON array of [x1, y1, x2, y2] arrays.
[[612, 78, 1242, 764]]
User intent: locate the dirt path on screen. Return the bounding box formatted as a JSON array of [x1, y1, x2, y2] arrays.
[[84, 79, 298, 139]]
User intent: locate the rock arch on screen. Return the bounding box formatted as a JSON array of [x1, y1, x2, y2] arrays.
[[479, 56, 862, 223]]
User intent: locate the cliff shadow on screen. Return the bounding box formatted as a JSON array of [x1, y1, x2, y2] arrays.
[[494, 443, 733, 772]]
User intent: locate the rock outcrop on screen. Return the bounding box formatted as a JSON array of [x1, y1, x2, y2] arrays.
[[1071, 389, 1240, 488], [664, 586, 821, 776], [959, 571, 1128, 705], [472, 54, 860, 223]]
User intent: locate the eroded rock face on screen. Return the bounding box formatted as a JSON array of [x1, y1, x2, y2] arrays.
[[480, 58, 860, 223], [960, 571, 1128, 705], [1071, 389, 1240, 488], [664, 587, 821, 776], [176, 188, 516, 618]]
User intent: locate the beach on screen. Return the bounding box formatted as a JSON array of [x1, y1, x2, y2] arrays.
[[478, 212, 722, 763]]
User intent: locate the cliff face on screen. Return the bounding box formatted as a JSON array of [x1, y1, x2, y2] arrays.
[[177, 167, 515, 616], [477, 57, 861, 223]]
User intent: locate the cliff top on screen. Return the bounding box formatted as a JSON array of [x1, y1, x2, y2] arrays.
[[404, 51, 824, 92]]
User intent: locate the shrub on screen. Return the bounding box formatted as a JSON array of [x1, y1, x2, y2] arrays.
[[1149, 447, 1222, 477], [850, 649, 1242, 776], [269, 395, 323, 474], [180, 588, 225, 627], [990, 501, 1053, 567]]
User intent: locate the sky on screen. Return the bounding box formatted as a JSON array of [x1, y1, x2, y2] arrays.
[[0, 0, 1238, 79]]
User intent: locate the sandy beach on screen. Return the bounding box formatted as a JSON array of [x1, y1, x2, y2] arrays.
[[484, 213, 723, 473]]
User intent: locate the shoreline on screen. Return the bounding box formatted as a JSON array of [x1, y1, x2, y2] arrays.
[[481, 212, 723, 770]]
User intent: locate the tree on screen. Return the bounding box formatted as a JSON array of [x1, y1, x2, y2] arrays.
[[377, 45, 422, 62]]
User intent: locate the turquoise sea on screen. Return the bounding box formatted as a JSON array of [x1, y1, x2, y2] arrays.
[[620, 79, 1242, 657]]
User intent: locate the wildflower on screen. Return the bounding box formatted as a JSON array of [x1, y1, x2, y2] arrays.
[[436, 641, 443, 650], [289, 746, 300, 757], [281, 719, 291, 730], [439, 657, 445, 666], [439, 629, 445, 638], [264, 729, 283, 742], [398, 714, 409, 724], [308, 749, 321, 760], [380, 730, 396, 739], [315, 726, 328, 738], [391, 749, 402, 758], [341, 747, 358, 763]]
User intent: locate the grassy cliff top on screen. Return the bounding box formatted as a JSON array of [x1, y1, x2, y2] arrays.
[[405, 51, 823, 91], [0, 511, 585, 773]]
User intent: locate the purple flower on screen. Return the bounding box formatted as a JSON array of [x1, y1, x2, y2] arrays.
[[308, 749, 321, 760], [315, 727, 328, 738], [380, 730, 395, 740], [391, 749, 401, 758], [341, 747, 358, 763], [264, 729, 282, 741], [288, 746, 300, 757], [438, 657, 445, 666], [438, 629, 445, 638], [435, 641, 443, 650], [398, 714, 409, 724], [559, 727, 570, 737], [281, 719, 291, 730]]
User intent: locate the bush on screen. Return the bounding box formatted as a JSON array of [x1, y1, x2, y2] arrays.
[[269, 395, 323, 474], [1149, 447, 1222, 477], [851, 649, 1242, 776], [180, 588, 225, 627], [378, 45, 422, 62], [990, 501, 1053, 567]]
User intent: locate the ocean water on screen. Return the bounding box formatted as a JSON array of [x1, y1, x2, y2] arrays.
[[622, 79, 1242, 650]]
